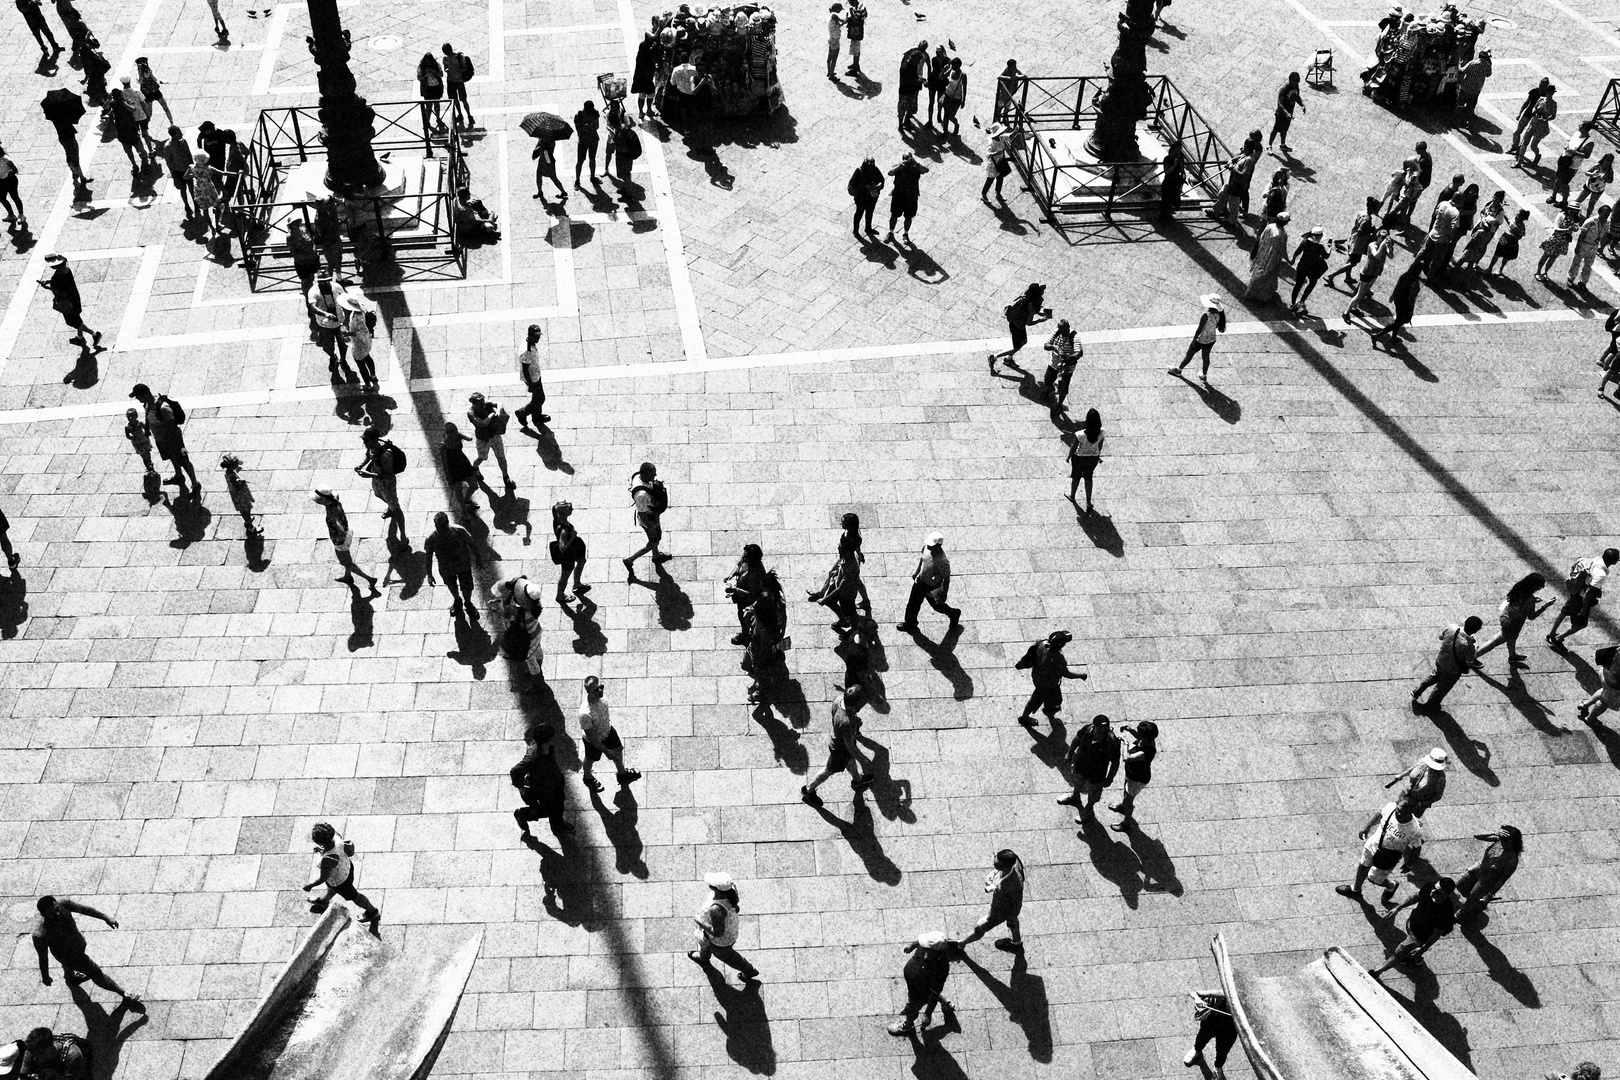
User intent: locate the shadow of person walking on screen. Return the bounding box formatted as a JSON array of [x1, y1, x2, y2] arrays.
[[702, 964, 776, 1075], [958, 951, 1053, 1063], [68, 983, 147, 1080], [590, 784, 648, 880]]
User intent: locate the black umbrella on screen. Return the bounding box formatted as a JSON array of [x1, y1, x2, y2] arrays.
[[520, 111, 571, 139], [42, 87, 85, 126]]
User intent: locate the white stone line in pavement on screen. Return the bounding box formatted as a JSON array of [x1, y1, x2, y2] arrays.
[[1286, 0, 1620, 299], [0, 304, 1595, 429], [485, 0, 505, 82], [1581, 55, 1620, 79], [252, 5, 290, 95], [115, 246, 164, 352], [0, 0, 165, 374], [144, 41, 263, 52], [273, 332, 303, 391], [1537, 0, 1620, 50], [614, 0, 706, 364], [506, 21, 621, 36]]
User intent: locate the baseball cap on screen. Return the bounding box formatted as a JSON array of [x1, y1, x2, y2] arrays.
[[704, 871, 735, 891]]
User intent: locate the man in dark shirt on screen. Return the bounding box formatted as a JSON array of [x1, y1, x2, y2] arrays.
[[1058, 713, 1120, 821], [16, 0, 61, 57], [801, 688, 873, 806], [897, 40, 927, 132], [1370, 877, 1457, 975], [32, 896, 143, 1011], [511, 721, 573, 844], [1267, 72, 1305, 153], [887, 931, 960, 1036], [424, 511, 477, 618], [1015, 630, 1087, 727]]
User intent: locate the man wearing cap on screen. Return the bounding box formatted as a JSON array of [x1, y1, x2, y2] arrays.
[[1412, 616, 1482, 714], [1014, 630, 1087, 728], [32, 896, 142, 1012], [130, 383, 198, 492], [1058, 713, 1120, 821], [38, 254, 100, 358], [802, 686, 873, 804], [1453, 825, 1522, 923], [511, 720, 573, 844], [690, 871, 759, 982], [897, 533, 960, 634], [578, 676, 641, 792], [888, 931, 960, 1036], [513, 323, 550, 429], [467, 392, 514, 490]]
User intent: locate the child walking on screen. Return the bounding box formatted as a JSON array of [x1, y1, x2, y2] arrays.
[[123, 407, 157, 480]]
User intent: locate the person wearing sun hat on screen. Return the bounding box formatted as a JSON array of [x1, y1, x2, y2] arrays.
[[1288, 223, 1331, 314], [1173, 293, 1226, 382], [689, 871, 759, 982], [888, 930, 962, 1036], [36, 253, 100, 357]]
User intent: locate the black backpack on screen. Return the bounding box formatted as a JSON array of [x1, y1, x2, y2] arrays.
[[460, 53, 475, 78], [159, 394, 187, 424], [649, 479, 668, 514], [386, 442, 407, 474]]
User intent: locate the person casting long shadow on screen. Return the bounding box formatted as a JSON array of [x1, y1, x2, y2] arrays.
[[957, 951, 1053, 1063], [702, 963, 776, 1075]]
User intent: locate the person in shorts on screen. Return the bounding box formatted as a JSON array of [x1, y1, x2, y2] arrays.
[[423, 511, 476, 618], [312, 490, 378, 593], [1577, 644, 1620, 724], [1335, 798, 1423, 907], [1109, 721, 1157, 829], [1548, 547, 1619, 647], [623, 461, 669, 571], [550, 500, 589, 602], [1369, 877, 1457, 975], [577, 676, 641, 792], [1058, 714, 1121, 822], [300, 822, 380, 927], [801, 687, 873, 804], [958, 849, 1025, 952]]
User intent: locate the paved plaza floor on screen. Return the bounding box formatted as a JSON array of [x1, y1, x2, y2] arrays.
[[2, 0, 1620, 1075]]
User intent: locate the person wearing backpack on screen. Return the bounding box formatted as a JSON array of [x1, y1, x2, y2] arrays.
[[1548, 548, 1619, 648], [624, 461, 670, 572], [848, 156, 884, 239], [417, 52, 447, 139], [493, 573, 546, 674], [129, 382, 198, 492], [301, 822, 380, 927], [1411, 615, 1483, 713], [466, 392, 513, 490], [356, 425, 407, 550], [1014, 630, 1087, 728], [440, 42, 477, 130], [20, 1027, 91, 1080]]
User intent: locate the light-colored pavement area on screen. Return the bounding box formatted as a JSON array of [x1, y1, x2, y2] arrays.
[[2, 0, 1620, 1075]]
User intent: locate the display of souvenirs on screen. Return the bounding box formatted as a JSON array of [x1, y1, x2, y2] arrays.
[[1360, 2, 1486, 109], [649, 3, 783, 117]]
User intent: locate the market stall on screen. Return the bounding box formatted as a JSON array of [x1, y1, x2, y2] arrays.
[[653, 3, 783, 120], [1360, 3, 1486, 110]]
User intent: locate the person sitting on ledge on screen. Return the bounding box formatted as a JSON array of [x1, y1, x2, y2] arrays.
[[453, 185, 500, 242]]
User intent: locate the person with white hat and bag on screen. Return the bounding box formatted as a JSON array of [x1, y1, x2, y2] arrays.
[[689, 871, 759, 983], [1173, 294, 1225, 382]]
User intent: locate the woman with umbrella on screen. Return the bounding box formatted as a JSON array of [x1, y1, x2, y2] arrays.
[[522, 111, 572, 203]]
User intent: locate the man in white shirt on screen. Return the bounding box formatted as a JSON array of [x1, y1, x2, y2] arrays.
[[578, 676, 640, 791], [826, 3, 844, 79], [514, 322, 550, 428], [897, 532, 961, 633], [1549, 548, 1620, 647]]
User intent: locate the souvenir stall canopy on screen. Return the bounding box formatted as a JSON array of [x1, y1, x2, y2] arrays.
[[653, 3, 783, 116], [1361, 3, 1486, 109]]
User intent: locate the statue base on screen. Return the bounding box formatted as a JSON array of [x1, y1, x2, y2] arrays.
[[1036, 121, 1169, 211]]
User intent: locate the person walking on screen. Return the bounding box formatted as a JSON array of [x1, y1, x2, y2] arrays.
[[441, 422, 483, 510], [130, 383, 197, 491], [807, 512, 867, 634], [1388, 747, 1447, 818], [1508, 78, 1551, 157], [1567, 206, 1609, 289], [1547, 547, 1619, 648], [1514, 86, 1556, 167], [989, 282, 1046, 371], [1267, 72, 1305, 154], [1067, 408, 1105, 513], [0, 144, 26, 230], [1484, 208, 1530, 277], [467, 392, 513, 491], [884, 152, 927, 245], [825, 3, 844, 79], [493, 572, 546, 674], [1369, 259, 1423, 343], [574, 99, 600, 185], [1344, 228, 1394, 319], [1014, 630, 1087, 727], [844, 0, 865, 76], [1324, 197, 1381, 287], [424, 511, 477, 618], [1474, 573, 1550, 667], [550, 500, 588, 602], [514, 323, 550, 428], [356, 425, 407, 550], [623, 461, 670, 572], [219, 455, 260, 538], [1455, 48, 1490, 114], [37, 253, 100, 355], [958, 850, 1024, 952], [1453, 825, 1522, 923], [16, 0, 61, 57], [532, 136, 567, 203], [896, 532, 960, 633], [288, 224, 323, 308], [1057, 713, 1121, 820], [1411, 616, 1482, 713], [116, 75, 154, 156], [1172, 293, 1226, 380], [1040, 317, 1079, 410], [848, 155, 883, 238], [441, 42, 477, 129], [888, 932, 961, 1037], [0, 505, 16, 577], [1244, 212, 1290, 303], [31, 896, 143, 1012], [204, 0, 227, 40], [1208, 134, 1261, 222], [1368, 877, 1457, 977], [1533, 205, 1580, 282], [301, 822, 381, 926], [511, 721, 572, 845], [577, 675, 641, 791], [1577, 644, 1620, 724], [802, 687, 873, 804], [123, 407, 156, 482], [1109, 721, 1158, 829], [312, 490, 378, 592], [896, 40, 926, 131], [1334, 797, 1424, 907], [307, 272, 349, 381], [689, 872, 760, 982], [1287, 224, 1330, 314], [336, 279, 378, 387], [1184, 990, 1237, 1079], [725, 543, 768, 644]]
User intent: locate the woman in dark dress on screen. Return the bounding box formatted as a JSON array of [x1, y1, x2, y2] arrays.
[[1158, 141, 1185, 222], [807, 512, 868, 634], [631, 32, 659, 118], [441, 422, 482, 509], [550, 500, 589, 602], [1371, 259, 1424, 342]]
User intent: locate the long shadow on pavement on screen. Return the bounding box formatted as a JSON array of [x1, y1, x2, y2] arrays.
[[70, 984, 146, 1080], [1422, 707, 1498, 786], [959, 951, 1053, 1063], [807, 797, 902, 885], [703, 965, 776, 1075], [1461, 919, 1540, 1008]]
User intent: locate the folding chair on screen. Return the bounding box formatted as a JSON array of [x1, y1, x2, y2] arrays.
[[1306, 49, 1334, 88]]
